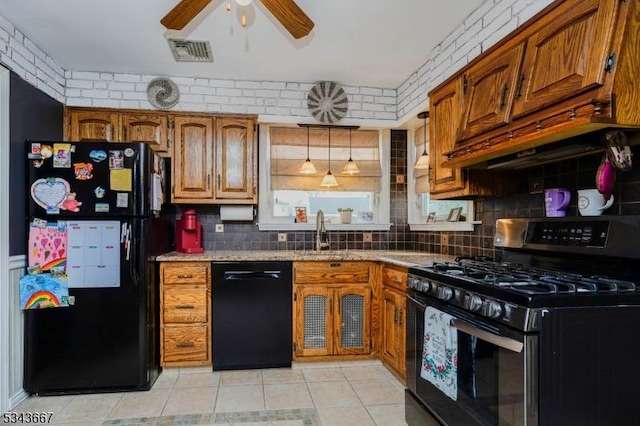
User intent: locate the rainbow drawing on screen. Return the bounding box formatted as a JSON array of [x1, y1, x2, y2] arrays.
[[24, 291, 61, 309], [19, 273, 69, 310], [40, 258, 66, 271]]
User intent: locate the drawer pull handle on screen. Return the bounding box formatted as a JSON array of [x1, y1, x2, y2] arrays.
[[330, 263, 341, 267], [177, 274, 193, 278], [176, 342, 195, 348], [175, 305, 195, 309]]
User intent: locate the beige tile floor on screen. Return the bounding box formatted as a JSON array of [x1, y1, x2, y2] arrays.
[[12, 360, 408, 426]]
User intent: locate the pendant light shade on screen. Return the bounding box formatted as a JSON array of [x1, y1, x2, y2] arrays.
[[342, 128, 360, 175], [320, 128, 339, 187], [299, 126, 317, 175], [414, 111, 430, 170]]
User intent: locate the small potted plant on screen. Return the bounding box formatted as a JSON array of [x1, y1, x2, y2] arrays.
[[338, 208, 353, 224]]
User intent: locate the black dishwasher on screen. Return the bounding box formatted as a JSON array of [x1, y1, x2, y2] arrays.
[[211, 262, 292, 370]]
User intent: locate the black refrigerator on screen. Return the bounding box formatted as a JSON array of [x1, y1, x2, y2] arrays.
[[24, 141, 170, 395]]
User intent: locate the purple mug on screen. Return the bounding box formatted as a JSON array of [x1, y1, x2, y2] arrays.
[[545, 188, 571, 217]]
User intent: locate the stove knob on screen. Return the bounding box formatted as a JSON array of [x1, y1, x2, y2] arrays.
[[436, 286, 454, 301], [482, 300, 503, 319], [409, 277, 419, 289], [419, 279, 430, 292], [464, 294, 483, 312]]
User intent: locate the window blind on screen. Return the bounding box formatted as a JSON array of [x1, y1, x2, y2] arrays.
[[270, 127, 382, 191]]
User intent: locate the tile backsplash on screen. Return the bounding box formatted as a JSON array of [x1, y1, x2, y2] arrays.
[[178, 130, 640, 258]]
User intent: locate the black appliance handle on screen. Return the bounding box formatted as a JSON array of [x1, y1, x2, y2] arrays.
[[451, 318, 524, 353], [224, 270, 282, 280]]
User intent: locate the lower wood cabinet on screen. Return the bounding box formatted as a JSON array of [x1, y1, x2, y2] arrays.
[[160, 261, 211, 367], [381, 263, 407, 379], [293, 261, 377, 360]]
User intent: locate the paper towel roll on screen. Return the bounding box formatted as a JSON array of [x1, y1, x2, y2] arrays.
[[219, 205, 255, 221]]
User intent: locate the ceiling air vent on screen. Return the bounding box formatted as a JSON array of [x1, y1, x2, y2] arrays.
[[167, 39, 213, 62]]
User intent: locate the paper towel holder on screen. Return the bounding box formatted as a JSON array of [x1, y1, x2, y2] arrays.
[[219, 205, 256, 221]]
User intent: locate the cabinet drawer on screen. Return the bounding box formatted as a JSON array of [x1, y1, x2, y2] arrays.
[[382, 265, 407, 291], [162, 263, 209, 284], [294, 262, 370, 284], [163, 325, 209, 363], [163, 287, 208, 323]]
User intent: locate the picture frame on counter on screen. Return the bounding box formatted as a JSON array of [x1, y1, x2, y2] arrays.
[[447, 207, 463, 222], [427, 212, 436, 223]]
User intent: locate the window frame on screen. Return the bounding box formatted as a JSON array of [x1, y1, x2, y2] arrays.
[[406, 124, 478, 231], [257, 124, 391, 231]]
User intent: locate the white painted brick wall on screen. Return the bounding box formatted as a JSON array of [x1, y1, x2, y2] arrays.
[[1, 0, 554, 124], [0, 13, 64, 102]]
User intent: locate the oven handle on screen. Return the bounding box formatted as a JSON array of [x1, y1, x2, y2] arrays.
[[450, 319, 524, 353]]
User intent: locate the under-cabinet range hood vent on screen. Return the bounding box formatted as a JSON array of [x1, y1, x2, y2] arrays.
[[486, 137, 603, 169], [167, 39, 213, 62]]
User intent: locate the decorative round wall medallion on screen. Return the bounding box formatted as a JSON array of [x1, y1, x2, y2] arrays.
[[307, 81, 348, 123], [146, 77, 180, 109]]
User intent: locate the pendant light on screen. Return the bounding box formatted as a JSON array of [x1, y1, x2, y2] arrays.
[[299, 126, 317, 175], [414, 111, 430, 169], [321, 128, 339, 187], [342, 128, 360, 175], [227, 0, 251, 26]]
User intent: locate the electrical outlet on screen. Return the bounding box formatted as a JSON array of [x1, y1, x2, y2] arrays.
[[395, 174, 406, 184], [363, 232, 372, 243], [215, 224, 224, 233], [278, 233, 287, 242], [441, 234, 449, 255]]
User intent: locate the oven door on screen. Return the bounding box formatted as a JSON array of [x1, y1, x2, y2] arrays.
[[406, 291, 538, 426]]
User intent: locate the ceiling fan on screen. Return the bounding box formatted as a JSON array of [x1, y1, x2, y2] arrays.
[[161, 0, 315, 39]]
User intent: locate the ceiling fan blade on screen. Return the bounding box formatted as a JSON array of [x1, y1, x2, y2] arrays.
[[160, 0, 212, 30], [259, 0, 315, 39]]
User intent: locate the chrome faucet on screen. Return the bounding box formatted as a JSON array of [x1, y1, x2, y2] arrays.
[[315, 209, 330, 251]]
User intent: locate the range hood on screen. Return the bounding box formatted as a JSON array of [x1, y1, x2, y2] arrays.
[[486, 137, 603, 169]]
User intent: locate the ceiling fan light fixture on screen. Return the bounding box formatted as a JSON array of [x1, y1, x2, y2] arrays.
[[226, 0, 231, 11], [234, 0, 252, 6]]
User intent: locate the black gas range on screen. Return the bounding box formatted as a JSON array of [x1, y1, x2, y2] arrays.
[[405, 216, 640, 426]]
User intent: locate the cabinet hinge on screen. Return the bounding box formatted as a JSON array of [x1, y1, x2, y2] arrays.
[[462, 75, 468, 94], [293, 292, 297, 301], [605, 53, 616, 72], [293, 342, 297, 351]]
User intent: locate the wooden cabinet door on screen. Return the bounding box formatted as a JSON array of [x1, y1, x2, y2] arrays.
[[121, 113, 170, 156], [69, 110, 120, 141], [457, 42, 526, 141], [294, 286, 333, 357], [428, 78, 467, 195], [214, 117, 256, 202], [172, 116, 214, 202], [511, 0, 620, 118], [335, 285, 371, 356]]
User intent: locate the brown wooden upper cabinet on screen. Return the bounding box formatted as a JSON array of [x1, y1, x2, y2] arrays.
[[172, 116, 215, 202], [214, 117, 256, 202], [121, 113, 171, 155], [68, 109, 120, 142], [172, 115, 257, 204], [66, 107, 172, 157], [456, 42, 526, 142], [432, 0, 640, 168]]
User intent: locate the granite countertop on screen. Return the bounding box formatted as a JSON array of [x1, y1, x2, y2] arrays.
[[156, 250, 455, 268]]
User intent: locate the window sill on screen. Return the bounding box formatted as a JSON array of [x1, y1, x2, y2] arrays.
[[257, 223, 393, 231], [409, 221, 481, 232]]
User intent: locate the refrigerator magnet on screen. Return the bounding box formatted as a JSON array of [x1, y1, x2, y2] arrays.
[[74, 163, 94, 180], [95, 203, 109, 213], [89, 150, 107, 163], [94, 187, 106, 198], [108, 150, 124, 169], [52, 143, 71, 168], [116, 193, 128, 208], [31, 177, 70, 214]]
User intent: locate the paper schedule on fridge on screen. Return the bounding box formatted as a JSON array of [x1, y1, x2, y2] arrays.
[[66, 221, 120, 288]]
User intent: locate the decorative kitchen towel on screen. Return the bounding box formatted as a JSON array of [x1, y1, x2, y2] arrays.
[[421, 306, 458, 400]]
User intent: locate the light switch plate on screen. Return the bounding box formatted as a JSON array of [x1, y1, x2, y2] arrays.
[[215, 224, 224, 233], [395, 174, 406, 184]]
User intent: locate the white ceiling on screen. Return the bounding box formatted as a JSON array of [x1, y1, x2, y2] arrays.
[[0, 0, 485, 89]]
